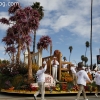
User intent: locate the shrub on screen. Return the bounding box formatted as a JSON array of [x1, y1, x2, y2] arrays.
[[12, 74, 24, 89]]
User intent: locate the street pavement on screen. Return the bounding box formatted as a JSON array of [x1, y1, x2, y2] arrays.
[[0, 93, 100, 100]]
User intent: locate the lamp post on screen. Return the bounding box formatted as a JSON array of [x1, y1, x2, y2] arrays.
[[90, 0, 93, 69]]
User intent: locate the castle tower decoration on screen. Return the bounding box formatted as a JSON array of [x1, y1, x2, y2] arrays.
[[24, 50, 28, 64]]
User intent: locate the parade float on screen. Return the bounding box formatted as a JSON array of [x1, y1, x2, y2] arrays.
[[0, 3, 98, 95], [0, 49, 98, 94]]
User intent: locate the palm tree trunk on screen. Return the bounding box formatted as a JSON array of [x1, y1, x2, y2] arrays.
[[32, 31, 36, 64], [33, 31, 36, 53], [38, 48, 42, 67], [11, 44, 15, 64], [27, 46, 33, 83], [69, 53, 71, 62], [90, 0, 93, 69], [85, 48, 87, 66], [12, 53, 14, 64], [16, 35, 21, 64], [16, 44, 21, 64], [85, 48, 87, 57]]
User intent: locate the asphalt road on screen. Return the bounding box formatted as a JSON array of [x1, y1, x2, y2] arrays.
[[0, 93, 100, 100]]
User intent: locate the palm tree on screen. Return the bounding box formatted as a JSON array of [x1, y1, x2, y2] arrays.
[[31, 2, 44, 53], [90, 0, 93, 69], [85, 41, 89, 57], [84, 57, 88, 66], [0, 4, 41, 83], [81, 55, 85, 63], [63, 56, 67, 61], [69, 46, 73, 62], [37, 35, 52, 66]]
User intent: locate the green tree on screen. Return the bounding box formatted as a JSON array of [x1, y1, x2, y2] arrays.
[[85, 41, 89, 57], [69, 46, 73, 62], [63, 56, 67, 61], [31, 2, 44, 53], [81, 55, 85, 63], [0, 4, 40, 83], [84, 56, 88, 66]]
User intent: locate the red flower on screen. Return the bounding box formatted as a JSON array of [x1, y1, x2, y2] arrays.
[[0, 18, 9, 25], [37, 35, 52, 50]]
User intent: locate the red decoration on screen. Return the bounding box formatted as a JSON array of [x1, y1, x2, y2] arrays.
[[37, 35, 52, 50]]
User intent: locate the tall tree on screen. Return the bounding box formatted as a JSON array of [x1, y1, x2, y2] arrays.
[[37, 35, 52, 66], [84, 56, 88, 66], [69, 46, 73, 62], [63, 56, 67, 61], [0, 4, 40, 82], [81, 55, 85, 63], [31, 2, 44, 53], [90, 0, 93, 69], [85, 41, 89, 57]]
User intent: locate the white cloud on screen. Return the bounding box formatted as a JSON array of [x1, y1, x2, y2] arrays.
[[0, 0, 100, 64], [1, 0, 100, 41], [0, 12, 9, 18], [40, 18, 52, 27], [52, 15, 76, 32], [36, 29, 49, 35], [59, 38, 64, 42], [0, 12, 10, 31], [0, 46, 5, 51], [17, 0, 66, 11], [56, 42, 61, 44]]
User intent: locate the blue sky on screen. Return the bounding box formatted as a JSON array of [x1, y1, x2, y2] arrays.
[[0, 0, 100, 65]]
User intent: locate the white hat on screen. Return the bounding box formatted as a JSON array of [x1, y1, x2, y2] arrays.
[[43, 61, 46, 64]]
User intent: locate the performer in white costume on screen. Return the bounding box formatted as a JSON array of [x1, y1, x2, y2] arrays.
[[34, 61, 47, 100], [70, 65, 77, 85], [94, 70, 100, 97], [51, 56, 59, 82], [75, 62, 93, 100]]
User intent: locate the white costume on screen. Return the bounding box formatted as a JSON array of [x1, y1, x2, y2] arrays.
[[94, 71, 100, 85], [75, 69, 92, 100], [70, 66, 77, 85], [86, 67, 91, 74], [76, 70, 91, 86], [62, 64, 68, 68], [34, 62, 47, 100], [94, 71, 100, 97], [51, 57, 59, 82]]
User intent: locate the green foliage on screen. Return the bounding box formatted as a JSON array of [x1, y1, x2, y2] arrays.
[[12, 74, 24, 89], [67, 82, 73, 91], [0, 74, 13, 89], [0, 73, 2, 90], [32, 63, 39, 74], [69, 46, 73, 53], [17, 63, 28, 75], [0, 59, 10, 69], [2, 60, 10, 64], [31, 2, 44, 20]]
